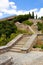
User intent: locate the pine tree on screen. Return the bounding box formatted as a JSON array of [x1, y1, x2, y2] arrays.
[[32, 12, 34, 19], [36, 14, 37, 19]]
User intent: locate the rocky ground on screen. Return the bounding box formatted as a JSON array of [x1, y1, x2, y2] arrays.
[[1, 51, 43, 65]]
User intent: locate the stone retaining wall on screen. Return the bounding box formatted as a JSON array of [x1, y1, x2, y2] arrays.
[[37, 34, 43, 45]]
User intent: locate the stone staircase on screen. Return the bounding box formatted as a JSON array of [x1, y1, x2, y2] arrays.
[[9, 35, 30, 53]]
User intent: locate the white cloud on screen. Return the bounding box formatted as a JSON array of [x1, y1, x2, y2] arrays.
[[16, 8, 43, 18], [0, 0, 9, 9], [37, 8, 43, 17], [9, 2, 17, 9], [15, 9, 38, 16], [0, 0, 17, 14], [0, 13, 3, 16], [0, 0, 43, 18]]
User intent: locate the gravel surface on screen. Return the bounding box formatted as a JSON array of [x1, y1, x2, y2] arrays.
[[1, 51, 43, 65]]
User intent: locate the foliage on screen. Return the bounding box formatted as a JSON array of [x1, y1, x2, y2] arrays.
[[0, 12, 35, 46], [0, 20, 33, 46], [0, 21, 18, 46], [36, 14, 37, 19], [13, 15, 30, 23], [17, 29, 32, 35], [41, 16, 43, 20], [0, 34, 7, 46], [37, 22, 43, 31], [41, 45, 43, 49], [31, 12, 34, 19], [0, 21, 17, 37], [33, 44, 43, 49], [23, 20, 33, 26], [33, 45, 41, 48], [12, 12, 34, 23], [18, 30, 28, 34]]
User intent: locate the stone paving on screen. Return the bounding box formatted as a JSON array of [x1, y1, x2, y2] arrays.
[[31, 56, 43, 65], [1, 51, 43, 65]]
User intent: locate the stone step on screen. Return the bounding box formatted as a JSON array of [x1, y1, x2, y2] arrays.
[[16, 36, 30, 44], [9, 48, 21, 52], [9, 35, 31, 53], [16, 43, 24, 45], [14, 44, 23, 47], [17, 42, 26, 45], [12, 46, 22, 50]]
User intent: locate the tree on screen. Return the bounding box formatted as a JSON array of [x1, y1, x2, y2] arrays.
[[29, 12, 31, 19], [41, 16, 43, 20], [32, 12, 34, 19], [36, 14, 37, 19]]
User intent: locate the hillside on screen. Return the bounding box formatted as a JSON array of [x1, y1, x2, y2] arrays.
[[0, 14, 43, 46]]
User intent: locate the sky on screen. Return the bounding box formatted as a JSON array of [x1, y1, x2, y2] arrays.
[[0, 0, 43, 19]]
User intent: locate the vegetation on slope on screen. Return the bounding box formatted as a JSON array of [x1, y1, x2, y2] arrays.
[[0, 12, 43, 46], [23, 20, 33, 26], [0, 20, 32, 46], [10, 12, 34, 23], [0, 20, 18, 46], [37, 22, 43, 33], [33, 44, 43, 49]]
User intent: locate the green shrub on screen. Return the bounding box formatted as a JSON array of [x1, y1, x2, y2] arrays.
[[18, 30, 28, 34], [0, 21, 17, 38], [41, 45, 43, 49], [23, 20, 33, 26], [0, 21, 18, 46], [37, 22, 43, 31], [0, 34, 7, 46], [10, 33, 18, 41], [33, 45, 41, 48]]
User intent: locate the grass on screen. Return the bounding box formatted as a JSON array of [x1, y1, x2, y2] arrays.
[[0, 33, 18, 46], [17, 29, 33, 35], [33, 44, 43, 49], [23, 20, 33, 26]]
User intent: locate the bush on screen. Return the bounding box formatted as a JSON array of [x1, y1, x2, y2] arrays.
[[37, 22, 43, 31], [0, 21, 18, 46], [10, 33, 18, 40], [0, 34, 7, 46], [33, 45, 41, 48], [41, 45, 43, 49], [0, 21, 17, 38], [23, 20, 33, 26], [13, 14, 32, 23]]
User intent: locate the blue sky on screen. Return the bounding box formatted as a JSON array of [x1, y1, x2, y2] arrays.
[[0, 0, 43, 19], [11, 0, 43, 10]]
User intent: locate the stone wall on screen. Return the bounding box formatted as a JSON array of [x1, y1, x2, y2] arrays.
[[37, 34, 43, 45]]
